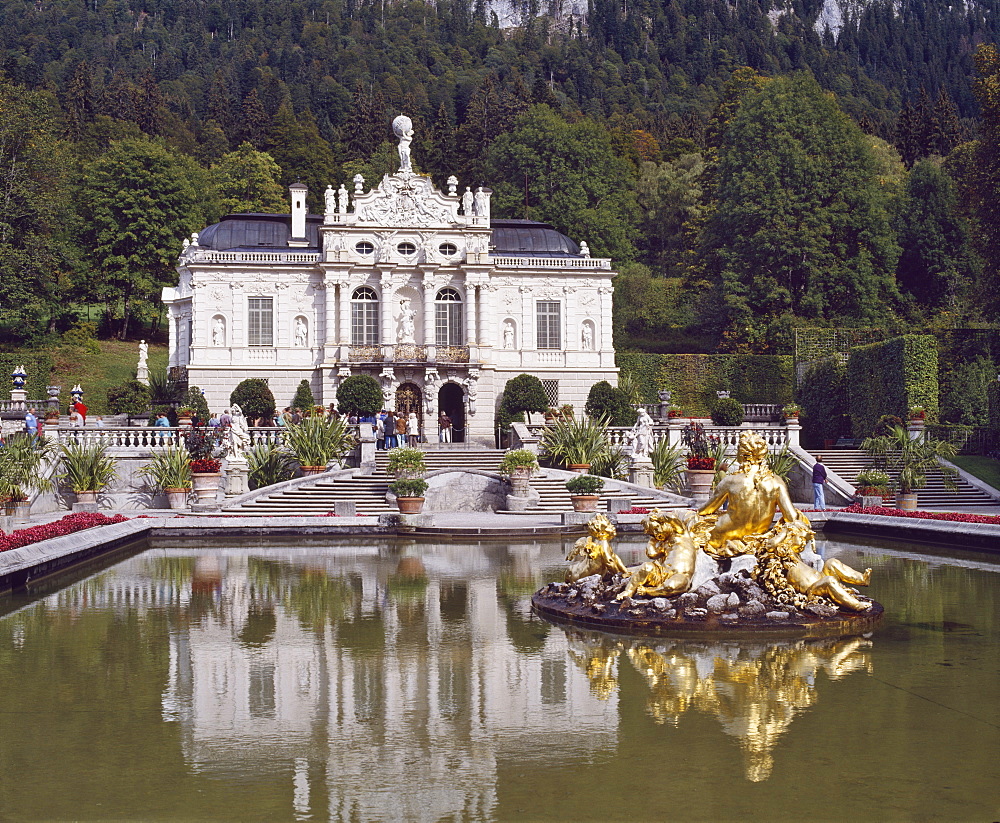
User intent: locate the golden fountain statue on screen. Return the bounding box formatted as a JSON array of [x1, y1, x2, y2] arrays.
[[536, 431, 881, 633]]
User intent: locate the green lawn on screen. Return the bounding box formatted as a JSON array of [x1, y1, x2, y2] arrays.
[[45, 339, 168, 414], [951, 455, 1000, 492]]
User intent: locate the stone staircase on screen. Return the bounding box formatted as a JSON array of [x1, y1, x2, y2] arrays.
[[813, 449, 997, 507], [225, 446, 687, 516]]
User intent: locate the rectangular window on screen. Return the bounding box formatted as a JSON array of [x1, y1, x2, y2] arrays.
[[536, 301, 561, 349], [247, 297, 273, 347], [352, 302, 379, 345], [435, 303, 464, 347], [542, 379, 559, 407]]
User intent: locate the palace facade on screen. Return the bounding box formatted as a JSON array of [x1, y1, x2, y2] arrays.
[[163, 143, 618, 442]]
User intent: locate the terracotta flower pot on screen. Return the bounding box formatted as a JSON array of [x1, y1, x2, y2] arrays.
[[685, 468, 715, 500], [396, 496, 425, 514], [570, 494, 599, 513], [300, 465, 327, 476], [568, 464, 591, 474]]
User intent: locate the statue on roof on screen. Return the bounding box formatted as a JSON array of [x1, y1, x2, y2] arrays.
[[393, 115, 414, 173]]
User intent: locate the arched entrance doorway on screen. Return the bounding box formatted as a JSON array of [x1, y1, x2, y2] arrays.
[[395, 383, 422, 443], [438, 382, 465, 443]]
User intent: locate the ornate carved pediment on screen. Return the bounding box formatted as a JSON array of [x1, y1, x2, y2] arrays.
[[353, 172, 459, 228]]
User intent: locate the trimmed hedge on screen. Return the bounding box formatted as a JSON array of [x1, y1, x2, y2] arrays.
[[797, 357, 848, 448], [847, 335, 938, 437], [0, 353, 53, 403], [617, 353, 793, 417]]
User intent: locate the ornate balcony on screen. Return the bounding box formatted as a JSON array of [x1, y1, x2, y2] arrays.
[[437, 346, 470, 363], [349, 345, 384, 362]]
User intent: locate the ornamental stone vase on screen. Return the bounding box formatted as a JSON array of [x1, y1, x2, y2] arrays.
[[74, 490, 98, 505], [685, 468, 715, 501], [509, 466, 533, 497], [165, 487, 189, 510], [191, 472, 222, 502]]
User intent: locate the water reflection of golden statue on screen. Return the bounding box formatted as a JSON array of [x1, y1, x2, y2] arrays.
[[617, 511, 699, 600], [566, 514, 628, 582], [565, 630, 622, 700]]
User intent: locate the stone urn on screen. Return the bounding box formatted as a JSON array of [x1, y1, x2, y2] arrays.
[[685, 468, 715, 501], [509, 466, 533, 497], [191, 472, 222, 502], [396, 496, 425, 514], [5, 500, 30, 523], [165, 487, 189, 510], [570, 494, 599, 513], [75, 490, 98, 505]]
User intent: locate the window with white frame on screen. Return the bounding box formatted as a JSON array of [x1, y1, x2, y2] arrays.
[[435, 288, 464, 347], [536, 300, 561, 349], [247, 297, 273, 346], [351, 286, 379, 345]]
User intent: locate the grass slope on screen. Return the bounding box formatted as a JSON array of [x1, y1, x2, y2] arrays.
[[47, 339, 168, 414], [950, 456, 1000, 494]]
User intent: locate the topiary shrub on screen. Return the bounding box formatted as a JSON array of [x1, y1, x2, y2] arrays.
[[184, 386, 211, 421], [230, 378, 276, 423], [797, 358, 848, 448], [106, 379, 150, 422], [292, 379, 315, 411], [502, 374, 549, 423], [710, 397, 744, 426], [336, 374, 382, 417], [585, 381, 636, 426]]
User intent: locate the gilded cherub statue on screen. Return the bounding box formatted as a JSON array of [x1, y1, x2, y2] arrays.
[[565, 513, 628, 582], [698, 431, 805, 557], [617, 510, 700, 600]]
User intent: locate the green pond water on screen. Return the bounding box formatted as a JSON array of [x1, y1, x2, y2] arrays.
[[0, 533, 997, 822]]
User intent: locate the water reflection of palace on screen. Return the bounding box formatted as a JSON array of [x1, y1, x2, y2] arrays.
[[55, 542, 618, 821]]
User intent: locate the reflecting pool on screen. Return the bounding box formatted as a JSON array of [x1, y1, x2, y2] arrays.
[[0, 534, 997, 821]]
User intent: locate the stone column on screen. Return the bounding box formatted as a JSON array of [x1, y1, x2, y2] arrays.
[[598, 284, 613, 365], [423, 279, 436, 353], [168, 308, 178, 368], [380, 273, 394, 355], [465, 283, 478, 346], [324, 280, 338, 360], [480, 284, 496, 350], [339, 280, 352, 353], [786, 419, 802, 449]]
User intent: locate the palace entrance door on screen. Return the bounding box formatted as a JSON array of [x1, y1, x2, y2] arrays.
[[395, 383, 423, 443], [438, 383, 465, 443]]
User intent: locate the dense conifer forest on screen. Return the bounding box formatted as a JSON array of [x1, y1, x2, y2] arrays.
[[1, 0, 999, 354]]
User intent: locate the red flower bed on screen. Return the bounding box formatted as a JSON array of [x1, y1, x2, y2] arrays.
[[618, 507, 650, 514], [0, 512, 129, 552], [841, 503, 1000, 525]]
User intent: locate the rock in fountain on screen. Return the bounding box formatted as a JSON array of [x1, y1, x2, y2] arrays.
[[533, 431, 883, 637]]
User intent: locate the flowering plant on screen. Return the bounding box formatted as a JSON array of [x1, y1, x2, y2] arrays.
[[782, 403, 801, 418], [667, 406, 684, 419], [908, 406, 926, 420], [842, 503, 1000, 524], [0, 512, 128, 553], [190, 457, 222, 473], [854, 468, 890, 496], [682, 422, 718, 469]]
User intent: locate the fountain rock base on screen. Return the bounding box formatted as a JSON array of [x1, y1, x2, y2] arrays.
[[532, 570, 883, 639]]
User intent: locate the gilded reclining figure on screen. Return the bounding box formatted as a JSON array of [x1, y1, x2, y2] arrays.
[[565, 513, 629, 582], [617, 510, 700, 600]]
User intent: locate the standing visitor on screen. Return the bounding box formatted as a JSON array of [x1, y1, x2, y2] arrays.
[[376, 413, 385, 450], [396, 413, 407, 447], [24, 407, 37, 439], [812, 455, 828, 510], [407, 412, 419, 447], [384, 411, 397, 449], [438, 411, 452, 443]]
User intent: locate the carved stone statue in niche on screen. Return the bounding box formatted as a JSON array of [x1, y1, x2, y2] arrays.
[[212, 316, 225, 347], [294, 316, 308, 347], [582, 323, 593, 351], [398, 298, 416, 344], [503, 320, 515, 349]]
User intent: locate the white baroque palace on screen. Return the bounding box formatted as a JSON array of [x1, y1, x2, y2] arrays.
[[163, 120, 618, 441]]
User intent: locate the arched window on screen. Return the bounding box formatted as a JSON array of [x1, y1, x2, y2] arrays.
[[435, 287, 463, 347], [351, 286, 379, 345]]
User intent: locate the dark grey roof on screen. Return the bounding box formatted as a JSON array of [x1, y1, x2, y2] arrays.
[[489, 219, 580, 256], [198, 214, 322, 252], [197, 215, 579, 257]]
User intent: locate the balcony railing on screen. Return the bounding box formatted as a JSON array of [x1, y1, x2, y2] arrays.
[[190, 251, 321, 265], [437, 346, 470, 363], [491, 256, 612, 270]]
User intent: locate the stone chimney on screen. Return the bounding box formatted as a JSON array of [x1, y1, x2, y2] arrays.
[[288, 182, 309, 246]]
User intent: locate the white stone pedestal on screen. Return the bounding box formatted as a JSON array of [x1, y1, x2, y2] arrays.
[[9, 389, 26, 411], [629, 458, 654, 488], [226, 460, 249, 497]]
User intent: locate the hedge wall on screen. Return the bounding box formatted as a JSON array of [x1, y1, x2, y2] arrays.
[[0, 353, 54, 403], [617, 353, 794, 417], [796, 357, 848, 448], [847, 335, 938, 437]]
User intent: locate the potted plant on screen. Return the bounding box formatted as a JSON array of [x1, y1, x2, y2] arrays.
[[176, 406, 196, 426], [183, 427, 227, 502], [782, 403, 801, 420], [710, 397, 745, 426], [498, 449, 539, 497], [667, 405, 684, 420], [565, 473, 604, 512], [57, 440, 118, 505], [389, 477, 429, 513], [861, 425, 958, 511], [908, 405, 927, 422], [0, 434, 54, 520], [539, 414, 613, 473], [139, 444, 193, 509], [281, 415, 355, 474], [854, 468, 891, 507], [386, 445, 427, 478], [682, 422, 719, 499]]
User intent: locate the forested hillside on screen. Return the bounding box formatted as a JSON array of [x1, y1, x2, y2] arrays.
[[0, 0, 999, 354]]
